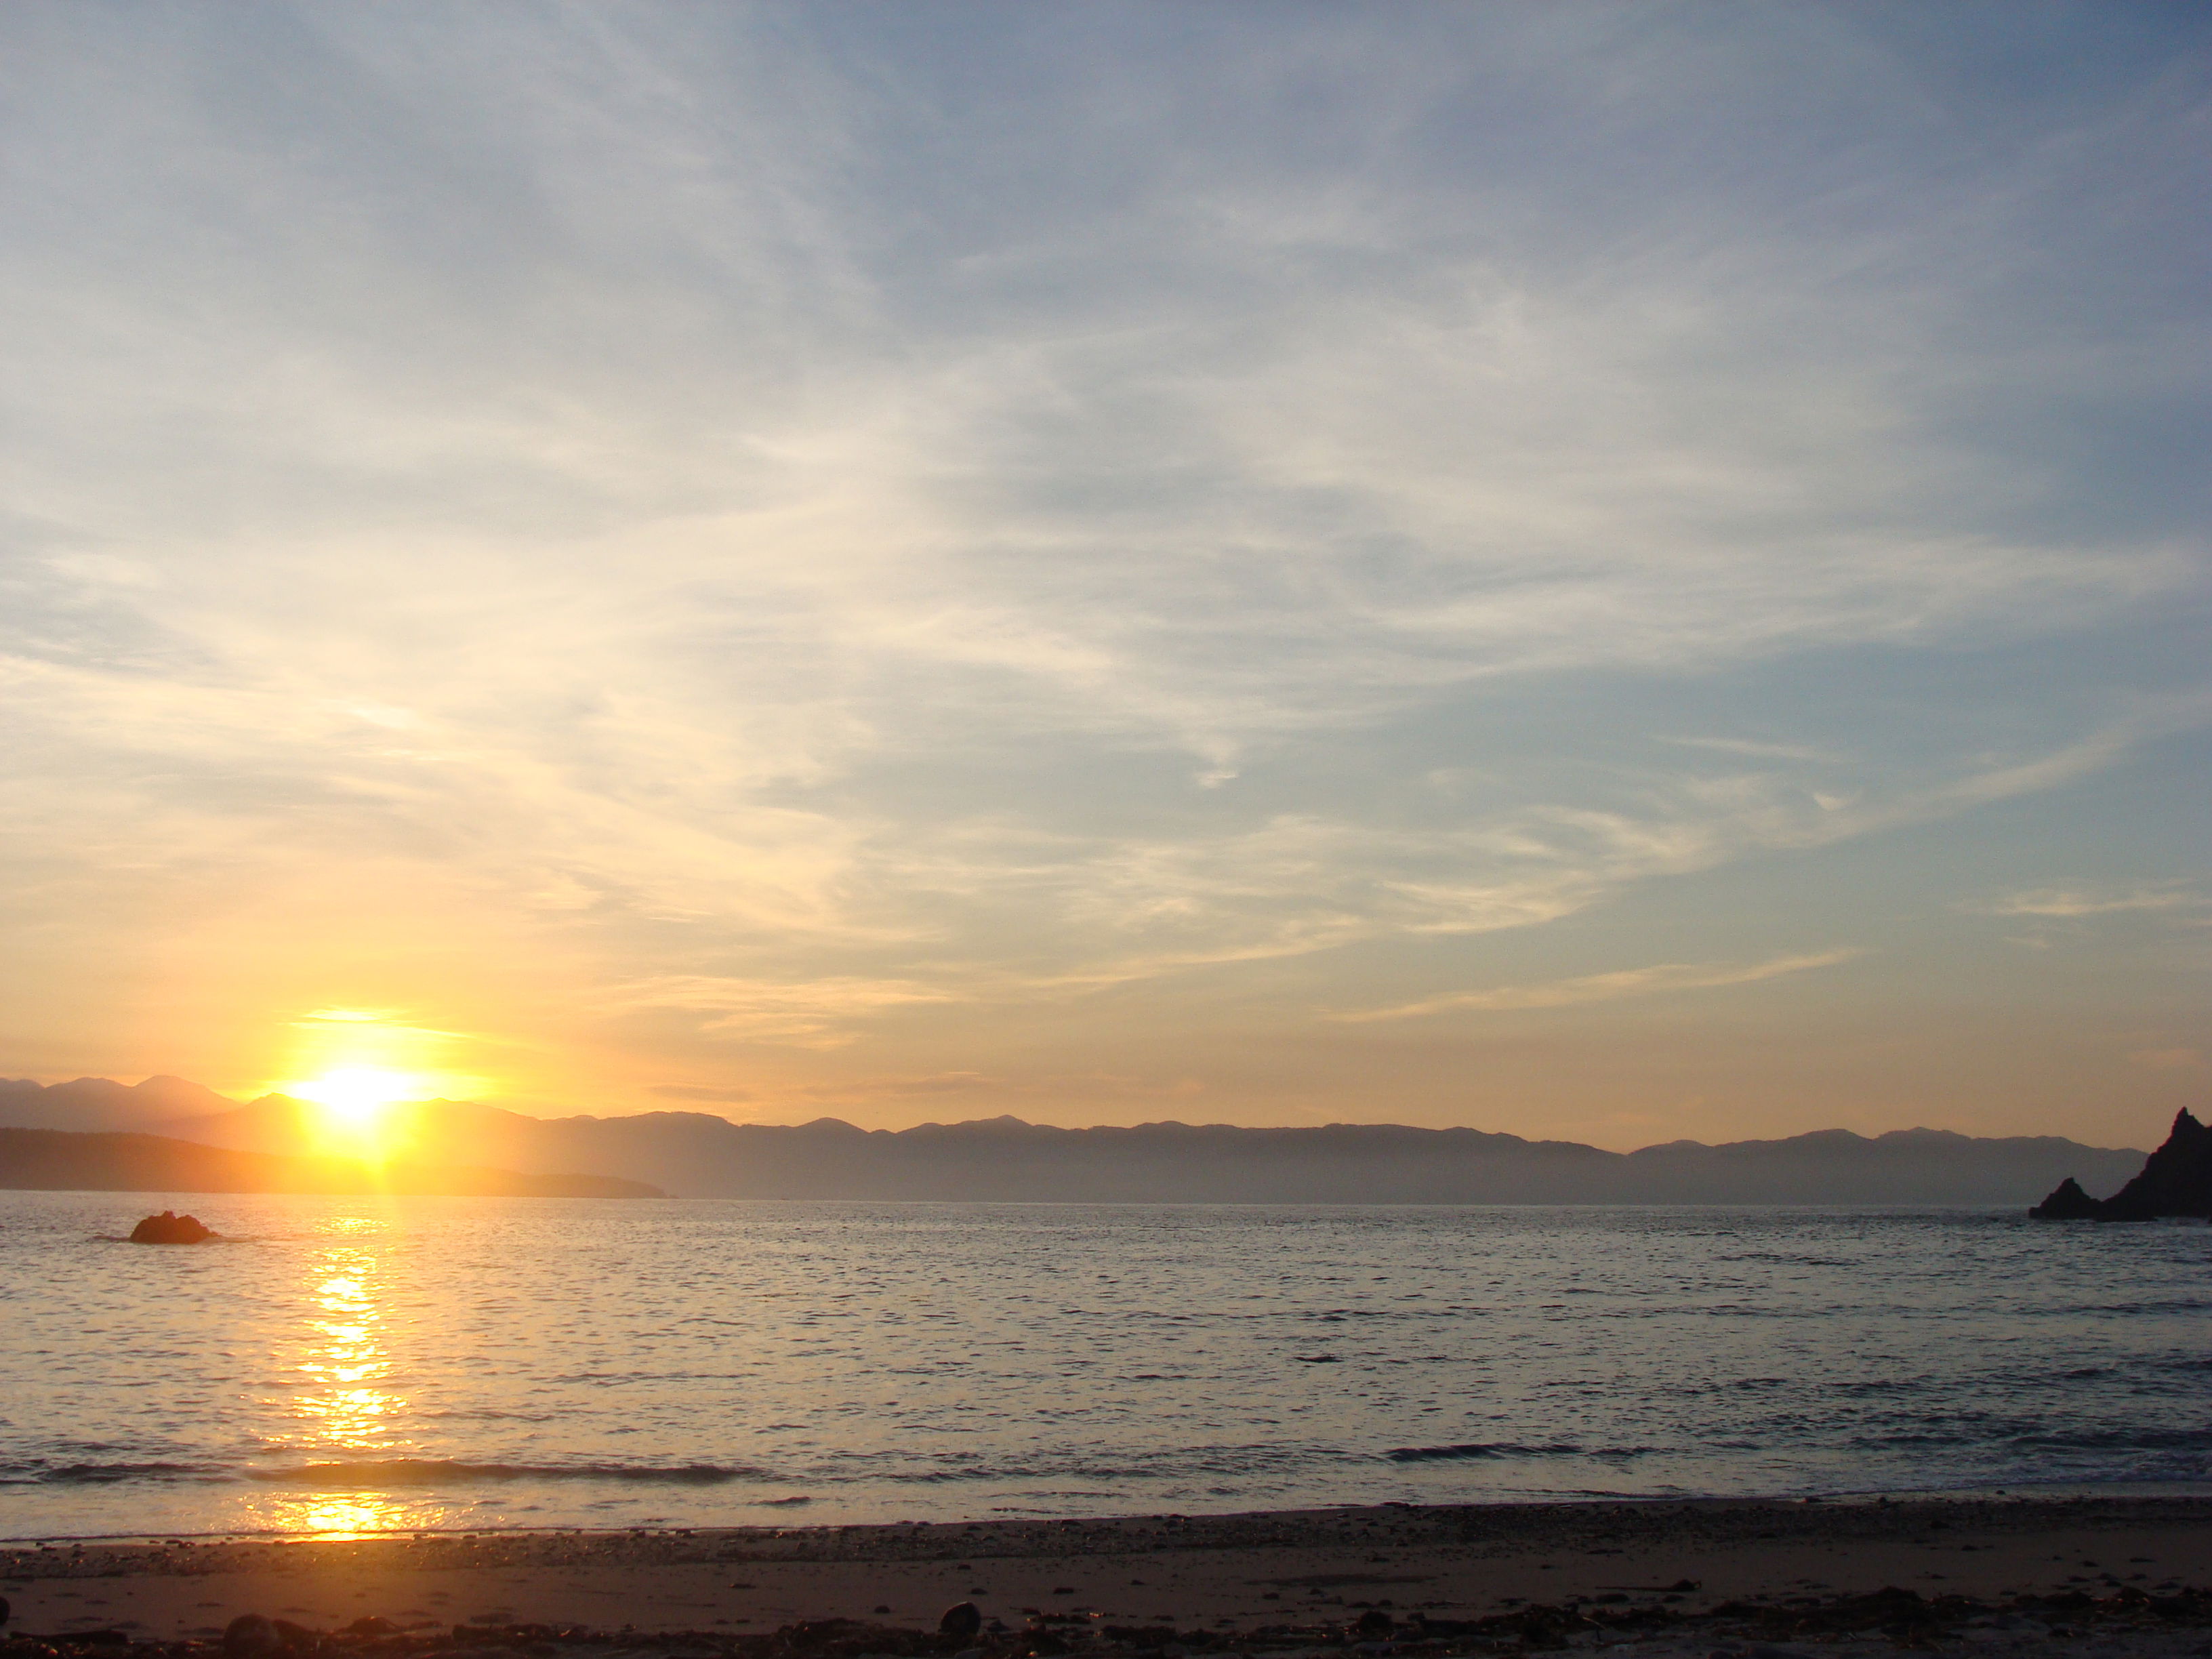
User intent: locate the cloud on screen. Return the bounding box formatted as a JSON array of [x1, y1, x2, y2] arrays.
[[782, 1070, 1209, 1106], [1334, 949, 1865, 1023], [1978, 882, 2208, 919], [0, 5, 2204, 1113], [596, 977, 962, 1047]]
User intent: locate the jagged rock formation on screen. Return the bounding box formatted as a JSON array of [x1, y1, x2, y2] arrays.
[[2026, 1176, 2104, 1219], [2030, 1108, 2212, 1221]]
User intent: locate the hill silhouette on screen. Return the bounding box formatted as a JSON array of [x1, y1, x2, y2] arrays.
[[2030, 1108, 2212, 1221], [0, 1078, 2139, 1203], [0, 1077, 2154, 1203], [0, 1073, 236, 1131], [0, 1126, 665, 1197]]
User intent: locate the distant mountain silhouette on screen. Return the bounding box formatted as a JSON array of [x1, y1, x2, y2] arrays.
[[0, 1080, 2129, 1204], [0, 1126, 665, 1198], [0, 1073, 235, 1131], [2029, 1108, 2212, 1221]]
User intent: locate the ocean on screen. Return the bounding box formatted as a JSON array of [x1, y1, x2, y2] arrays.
[[2, 1192, 2207, 1540]]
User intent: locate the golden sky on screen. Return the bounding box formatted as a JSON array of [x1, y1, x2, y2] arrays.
[[1, 5, 2206, 1149]]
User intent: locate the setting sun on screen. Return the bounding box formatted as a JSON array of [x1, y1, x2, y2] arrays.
[[283, 1067, 425, 1158], [293, 1067, 416, 1126], [268, 1008, 486, 1158]]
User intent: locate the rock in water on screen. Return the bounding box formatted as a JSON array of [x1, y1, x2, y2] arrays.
[[2097, 1107, 2212, 1221], [129, 1210, 214, 1244], [2030, 1109, 2212, 1222], [2028, 1176, 2104, 1220], [939, 1602, 983, 1639]]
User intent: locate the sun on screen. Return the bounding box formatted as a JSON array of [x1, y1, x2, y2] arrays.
[[289, 1067, 421, 1155], [296, 1067, 412, 1122], [270, 1009, 485, 1159]]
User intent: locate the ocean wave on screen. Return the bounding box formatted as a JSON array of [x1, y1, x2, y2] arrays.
[[1385, 1441, 1588, 1462], [2006, 1427, 2212, 1453], [247, 1460, 781, 1487], [3, 1462, 235, 1486]]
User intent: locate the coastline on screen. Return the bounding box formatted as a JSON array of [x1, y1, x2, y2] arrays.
[[6, 1494, 2212, 1650]]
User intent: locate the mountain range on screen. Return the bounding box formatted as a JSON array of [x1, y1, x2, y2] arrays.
[[0, 1076, 2152, 1204], [0, 1126, 662, 1198]]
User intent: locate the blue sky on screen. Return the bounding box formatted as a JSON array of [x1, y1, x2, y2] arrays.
[[1, 2, 2205, 1145]]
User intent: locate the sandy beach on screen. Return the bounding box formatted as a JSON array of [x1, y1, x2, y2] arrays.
[[5, 1496, 2211, 1658]]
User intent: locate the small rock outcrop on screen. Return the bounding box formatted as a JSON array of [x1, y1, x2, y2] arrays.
[[2026, 1176, 2104, 1220], [2030, 1108, 2212, 1221], [128, 1209, 215, 1244]]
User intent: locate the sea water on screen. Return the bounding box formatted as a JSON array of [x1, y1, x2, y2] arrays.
[[1, 1192, 2207, 1539]]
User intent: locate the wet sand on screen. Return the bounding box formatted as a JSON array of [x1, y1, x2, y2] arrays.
[[4, 1495, 2211, 1652]]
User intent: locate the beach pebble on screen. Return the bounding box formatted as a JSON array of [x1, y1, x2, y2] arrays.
[[940, 1602, 984, 1639]]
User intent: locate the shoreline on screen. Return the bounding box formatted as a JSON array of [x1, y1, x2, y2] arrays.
[[17, 1486, 2212, 1557], [12, 1479, 2212, 1548], [5, 1494, 2212, 1650]]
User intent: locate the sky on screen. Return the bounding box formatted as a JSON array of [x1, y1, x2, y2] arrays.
[[1, 2, 2207, 1149]]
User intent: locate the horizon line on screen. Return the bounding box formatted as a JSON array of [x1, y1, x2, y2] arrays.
[[1, 1075, 2169, 1156]]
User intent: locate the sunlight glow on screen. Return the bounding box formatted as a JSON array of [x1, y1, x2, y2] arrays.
[[283, 1067, 426, 1156], [293, 1067, 416, 1123], [270, 1009, 489, 1158]]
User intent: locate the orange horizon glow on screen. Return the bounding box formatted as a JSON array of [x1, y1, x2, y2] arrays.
[[285, 1068, 417, 1158], [270, 1011, 488, 1160]]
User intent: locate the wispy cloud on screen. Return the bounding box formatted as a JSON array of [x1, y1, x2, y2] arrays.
[[596, 977, 964, 1048], [0, 4, 2204, 1125], [1333, 950, 1866, 1023], [1978, 883, 2208, 919]]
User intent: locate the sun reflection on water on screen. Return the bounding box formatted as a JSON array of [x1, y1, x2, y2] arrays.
[[296, 1219, 398, 1449], [283, 1493, 414, 1539], [249, 1212, 438, 1538]]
